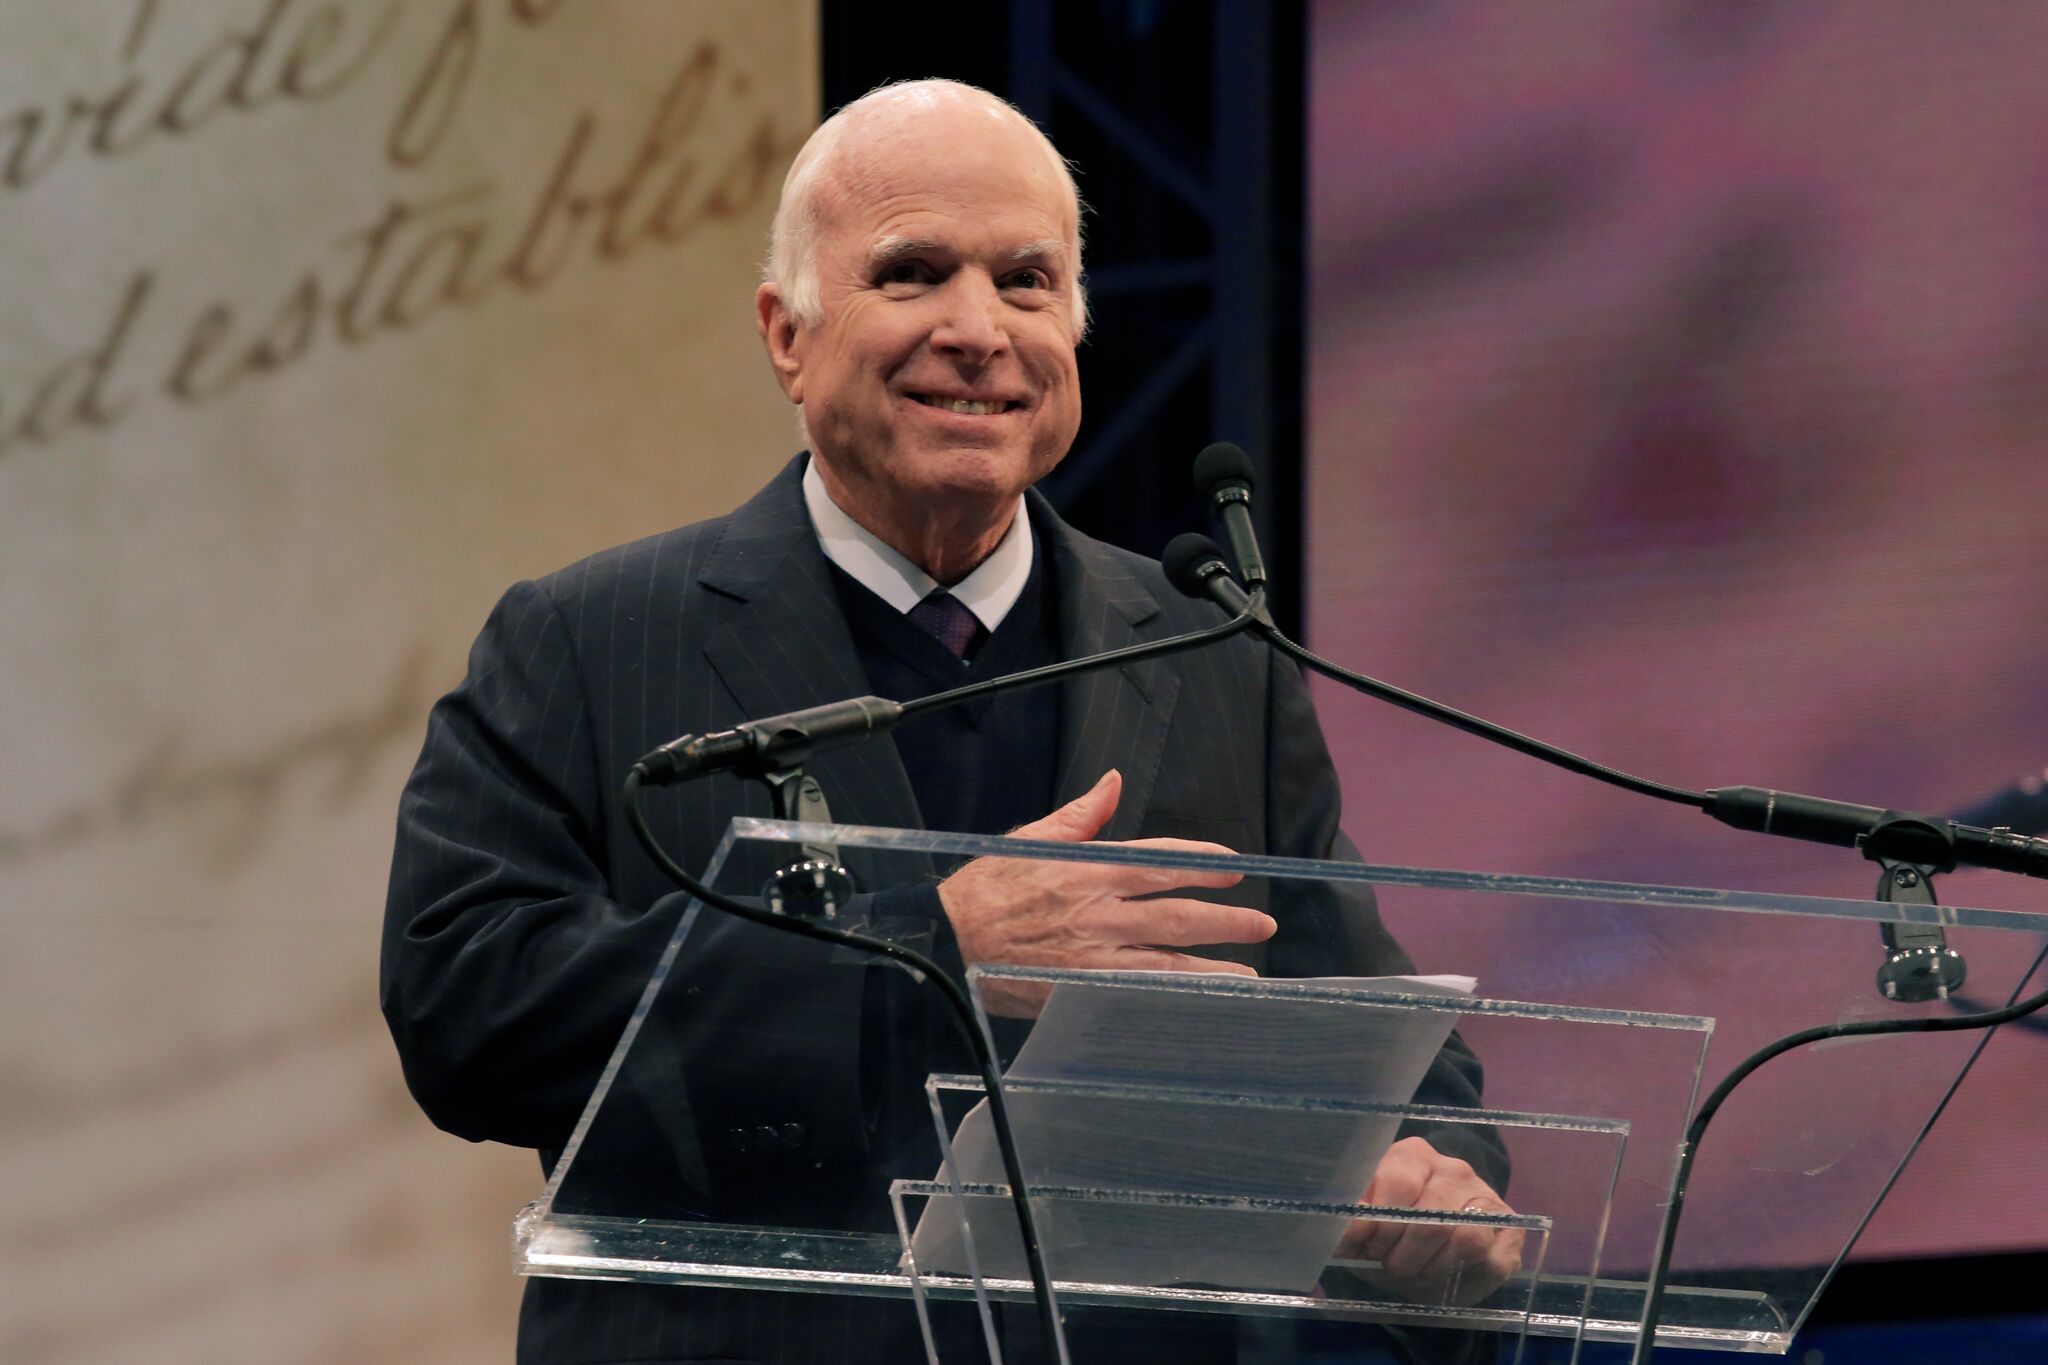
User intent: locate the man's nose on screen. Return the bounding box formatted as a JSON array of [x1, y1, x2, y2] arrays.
[[929, 272, 1008, 362]]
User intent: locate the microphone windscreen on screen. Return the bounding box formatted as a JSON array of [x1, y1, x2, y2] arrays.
[[1162, 532, 1230, 598], [1192, 442, 1255, 497]]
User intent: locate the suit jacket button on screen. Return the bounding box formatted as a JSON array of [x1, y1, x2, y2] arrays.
[[780, 1122, 806, 1150], [726, 1126, 752, 1153], [752, 1124, 781, 1152]]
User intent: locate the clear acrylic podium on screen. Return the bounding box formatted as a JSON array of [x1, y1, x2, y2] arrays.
[[513, 818, 2048, 1361]]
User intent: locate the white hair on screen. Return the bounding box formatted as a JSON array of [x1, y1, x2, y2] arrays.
[[766, 78, 1089, 337]]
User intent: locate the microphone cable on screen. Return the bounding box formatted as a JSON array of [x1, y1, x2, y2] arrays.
[[1630, 972, 2048, 1364], [1161, 527, 1706, 810], [621, 764, 1069, 1361]]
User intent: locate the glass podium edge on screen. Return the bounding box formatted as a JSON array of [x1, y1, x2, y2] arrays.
[[731, 816, 2048, 932]]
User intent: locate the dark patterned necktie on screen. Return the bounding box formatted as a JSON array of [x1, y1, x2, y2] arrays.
[[907, 590, 985, 659]]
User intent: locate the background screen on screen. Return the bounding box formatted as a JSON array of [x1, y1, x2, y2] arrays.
[[1308, 0, 2048, 1263]]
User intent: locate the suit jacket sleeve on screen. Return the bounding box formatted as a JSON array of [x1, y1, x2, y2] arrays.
[[380, 579, 875, 1203]]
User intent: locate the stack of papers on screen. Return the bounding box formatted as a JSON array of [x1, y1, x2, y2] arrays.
[[909, 972, 1476, 1292]]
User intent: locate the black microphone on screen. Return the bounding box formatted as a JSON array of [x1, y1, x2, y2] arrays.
[[1193, 442, 1267, 589], [635, 696, 904, 786], [1706, 786, 2048, 881], [1163, 532, 1262, 619]]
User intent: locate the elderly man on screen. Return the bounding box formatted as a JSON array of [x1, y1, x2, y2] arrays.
[[384, 80, 1511, 1365]]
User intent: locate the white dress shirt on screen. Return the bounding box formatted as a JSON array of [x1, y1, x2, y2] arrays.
[[801, 456, 1034, 633]]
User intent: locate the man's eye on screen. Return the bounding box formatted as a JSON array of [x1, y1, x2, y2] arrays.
[[1003, 269, 1051, 290], [880, 261, 932, 285]]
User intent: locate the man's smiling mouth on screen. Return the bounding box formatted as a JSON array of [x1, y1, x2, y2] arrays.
[[907, 393, 1020, 415]]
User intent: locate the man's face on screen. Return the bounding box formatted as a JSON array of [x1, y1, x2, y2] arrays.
[[761, 108, 1083, 553]]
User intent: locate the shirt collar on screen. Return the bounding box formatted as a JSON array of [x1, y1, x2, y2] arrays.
[[802, 455, 1034, 632]]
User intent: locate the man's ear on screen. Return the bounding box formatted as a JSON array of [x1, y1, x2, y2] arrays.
[[755, 282, 804, 403]]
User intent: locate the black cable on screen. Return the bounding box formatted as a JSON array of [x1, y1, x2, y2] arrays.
[[1262, 631, 1708, 809], [622, 767, 1068, 1363], [639, 592, 1264, 787], [1628, 978, 2048, 1363], [1944, 935, 2048, 1036], [900, 597, 1261, 719]]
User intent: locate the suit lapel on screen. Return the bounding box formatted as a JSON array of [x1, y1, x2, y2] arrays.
[[697, 460, 927, 844], [1040, 495, 1181, 842], [694, 469, 1181, 854]]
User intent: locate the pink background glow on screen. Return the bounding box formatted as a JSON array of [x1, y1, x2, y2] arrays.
[[1309, 1, 2048, 1263]]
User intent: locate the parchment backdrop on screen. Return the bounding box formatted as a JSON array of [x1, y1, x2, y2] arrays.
[[1309, 1, 2048, 1267], [0, 3, 815, 1361]]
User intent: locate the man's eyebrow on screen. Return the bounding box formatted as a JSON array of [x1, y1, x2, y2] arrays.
[[866, 236, 945, 268], [1008, 238, 1067, 264], [864, 236, 1069, 270]]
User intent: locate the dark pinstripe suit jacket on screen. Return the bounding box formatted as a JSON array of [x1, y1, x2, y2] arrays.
[[383, 455, 1495, 1364]]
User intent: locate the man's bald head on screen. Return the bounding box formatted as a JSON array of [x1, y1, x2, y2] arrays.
[[767, 79, 1088, 336]]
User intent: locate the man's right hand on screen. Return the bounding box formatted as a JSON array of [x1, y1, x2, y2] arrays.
[[937, 770, 1276, 1016]]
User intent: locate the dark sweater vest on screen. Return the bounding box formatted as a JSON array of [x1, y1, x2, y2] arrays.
[[826, 514, 1063, 1156], [824, 514, 1062, 842]]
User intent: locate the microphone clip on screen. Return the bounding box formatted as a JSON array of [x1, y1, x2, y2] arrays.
[[754, 760, 857, 923], [1864, 813, 1967, 1002]]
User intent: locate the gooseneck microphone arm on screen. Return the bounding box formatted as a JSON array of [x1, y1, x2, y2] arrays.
[[1281, 625, 1709, 808], [1164, 529, 2048, 880], [634, 595, 1265, 788], [1162, 532, 1707, 810], [901, 593, 1262, 718]]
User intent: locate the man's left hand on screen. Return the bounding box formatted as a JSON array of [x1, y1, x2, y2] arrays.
[[1335, 1136, 1524, 1307]]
